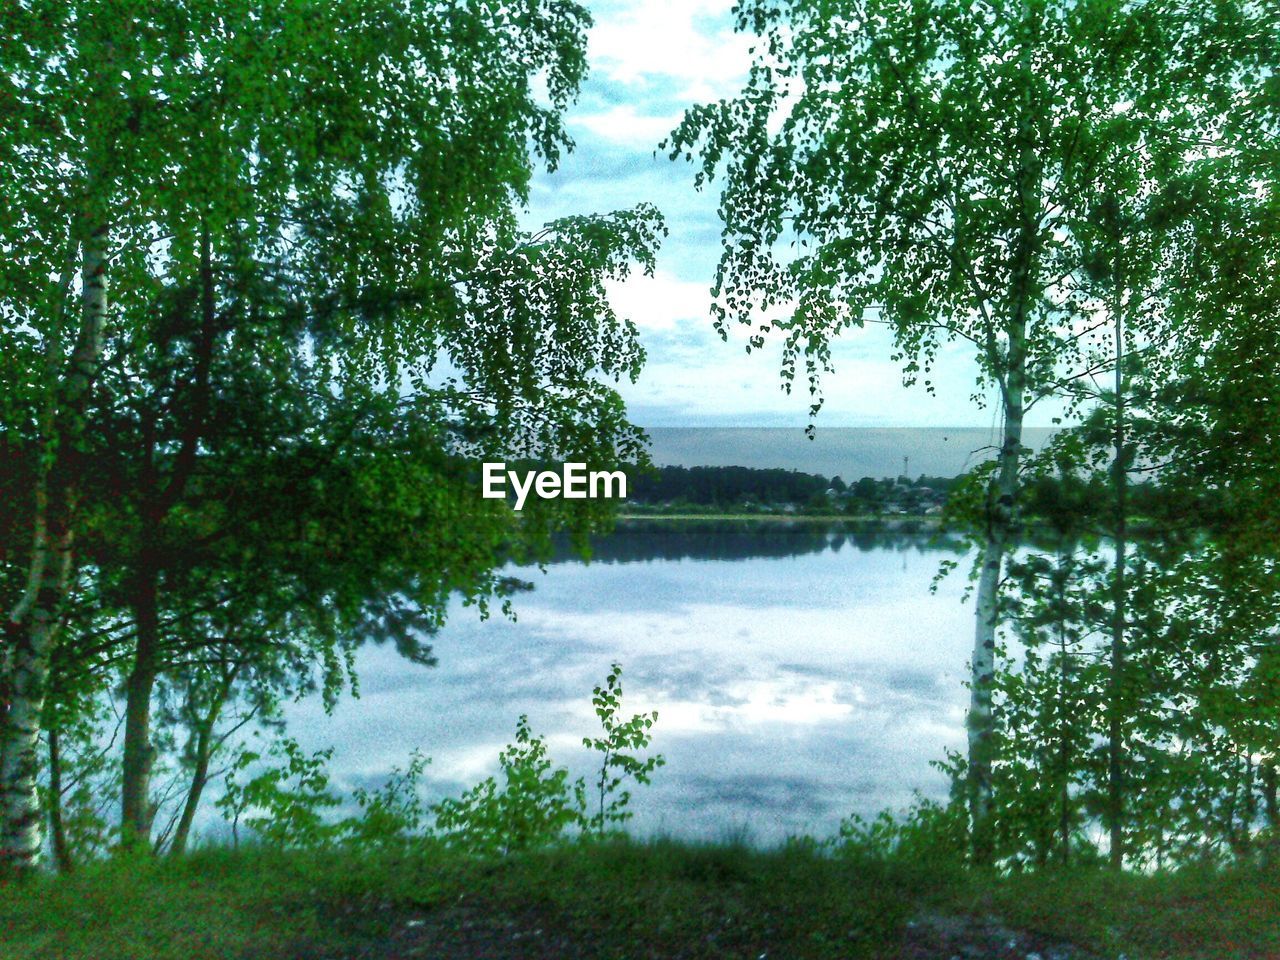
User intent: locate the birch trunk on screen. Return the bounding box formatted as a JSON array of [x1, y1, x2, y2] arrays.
[[1056, 548, 1073, 866], [967, 0, 1037, 865], [0, 221, 106, 875], [0, 550, 67, 874], [967, 340, 1025, 865]]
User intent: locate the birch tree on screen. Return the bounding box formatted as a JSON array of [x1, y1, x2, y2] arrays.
[[666, 0, 1268, 863], [1, 0, 662, 873]]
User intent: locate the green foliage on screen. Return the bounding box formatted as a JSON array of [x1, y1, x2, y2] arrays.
[[832, 797, 968, 869], [37, 702, 121, 867], [1, 0, 667, 867], [432, 715, 586, 856], [212, 739, 432, 853], [215, 739, 342, 850], [583, 663, 666, 836], [667, 0, 1244, 410], [431, 664, 664, 854], [669, 0, 1276, 872], [992, 444, 1280, 869], [342, 751, 431, 850]]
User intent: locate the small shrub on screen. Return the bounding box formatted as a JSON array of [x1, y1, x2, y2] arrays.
[[432, 663, 666, 854], [341, 750, 431, 848], [432, 715, 586, 855], [832, 795, 968, 868], [216, 738, 342, 848], [583, 663, 665, 836]]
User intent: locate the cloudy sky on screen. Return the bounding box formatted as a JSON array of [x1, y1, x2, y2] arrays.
[[520, 0, 1060, 430]]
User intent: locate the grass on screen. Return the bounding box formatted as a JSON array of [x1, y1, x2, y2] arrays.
[[967, 864, 1280, 959], [1, 840, 1278, 959]]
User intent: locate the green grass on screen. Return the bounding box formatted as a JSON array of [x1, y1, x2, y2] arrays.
[[963, 864, 1280, 959], [1, 840, 1277, 959]]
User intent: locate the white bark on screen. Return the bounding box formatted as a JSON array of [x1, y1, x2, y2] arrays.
[[968, 0, 1036, 864], [0, 543, 70, 873], [967, 365, 1024, 865], [0, 220, 107, 874]]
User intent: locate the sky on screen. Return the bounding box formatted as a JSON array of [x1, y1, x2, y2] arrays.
[[520, 0, 1064, 431]]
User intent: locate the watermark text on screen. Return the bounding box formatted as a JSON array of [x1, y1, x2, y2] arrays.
[[482, 462, 627, 510]]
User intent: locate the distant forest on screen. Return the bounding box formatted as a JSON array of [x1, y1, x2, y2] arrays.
[[544, 520, 970, 565], [628, 464, 962, 512], [627, 464, 1170, 523]]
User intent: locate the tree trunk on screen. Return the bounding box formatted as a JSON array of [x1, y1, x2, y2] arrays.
[[120, 221, 220, 851], [172, 658, 248, 856], [1107, 251, 1128, 870], [1057, 550, 1072, 866], [170, 676, 233, 856], [0, 517, 73, 876], [967, 0, 1038, 867], [1263, 760, 1278, 827], [120, 567, 160, 850], [169, 719, 214, 857], [47, 727, 74, 874], [0, 220, 105, 876], [968, 347, 1024, 865], [0, 615, 58, 876]]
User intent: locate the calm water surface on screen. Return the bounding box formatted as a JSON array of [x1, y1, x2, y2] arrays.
[[286, 522, 975, 844]]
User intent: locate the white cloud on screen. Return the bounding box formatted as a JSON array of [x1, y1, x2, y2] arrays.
[[588, 0, 753, 101], [614, 309, 1013, 427], [572, 104, 683, 148], [606, 269, 713, 331]]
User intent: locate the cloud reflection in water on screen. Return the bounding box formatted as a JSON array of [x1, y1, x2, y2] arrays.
[[285, 524, 974, 844]]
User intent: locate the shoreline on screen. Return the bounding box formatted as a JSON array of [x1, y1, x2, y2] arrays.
[[616, 512, 942, 524]]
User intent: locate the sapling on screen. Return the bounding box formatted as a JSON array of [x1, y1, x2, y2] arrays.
[[583, 663, 666, 837]]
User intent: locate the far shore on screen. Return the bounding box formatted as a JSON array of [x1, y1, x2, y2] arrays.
[[613, 512, 1171, 535], [617, 512, 942, 524]]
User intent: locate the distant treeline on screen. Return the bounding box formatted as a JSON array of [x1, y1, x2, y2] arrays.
[[628, 465, 1174, 526], [629, 464, 962, 508], [630, 465, 830, 505], [538, 520, 970, 565]]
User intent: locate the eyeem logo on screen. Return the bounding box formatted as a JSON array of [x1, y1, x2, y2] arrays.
[[482, 462, 627, 511]]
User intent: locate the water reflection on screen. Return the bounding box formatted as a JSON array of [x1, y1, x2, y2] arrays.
[[286, 522, 976, 845], [548, 519, 971, 565]]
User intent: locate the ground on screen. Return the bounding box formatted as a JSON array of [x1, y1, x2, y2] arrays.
[[1, 842, 1277, 959]]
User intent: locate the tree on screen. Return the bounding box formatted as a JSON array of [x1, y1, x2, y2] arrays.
[[666, 0, 1270, 864], [1135, 139, 1280, 864], [1021, 45, 1277, 866], [1, 0, 663, 874], [979, 122, 1279, 867]]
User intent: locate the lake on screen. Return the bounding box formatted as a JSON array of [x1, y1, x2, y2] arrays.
[[285, 521, 977, 845]]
